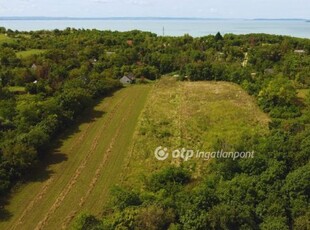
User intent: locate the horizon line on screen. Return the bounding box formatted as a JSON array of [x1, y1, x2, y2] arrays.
[[0, 16, 309, 21]]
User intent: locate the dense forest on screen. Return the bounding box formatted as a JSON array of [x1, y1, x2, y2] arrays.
[[0, 27, 309, 229]]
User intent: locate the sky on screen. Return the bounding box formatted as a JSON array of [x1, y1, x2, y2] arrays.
[[0, 0, 309, 19]]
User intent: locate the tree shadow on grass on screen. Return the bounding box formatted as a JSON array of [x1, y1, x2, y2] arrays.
[[0, 91, 119, 221], [0, 201, 12, 221]]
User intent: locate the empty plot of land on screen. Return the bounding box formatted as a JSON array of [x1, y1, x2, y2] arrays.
[[0, 85, 150, 230], [122, 77, 270, 186]]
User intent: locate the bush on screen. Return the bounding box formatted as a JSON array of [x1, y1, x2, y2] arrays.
[[147, 166, 191, 192], [110, 186, 142, 211]]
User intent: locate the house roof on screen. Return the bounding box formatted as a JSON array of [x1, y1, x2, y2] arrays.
[[123, 74, 135, 80], [294, 50, 306, 54]]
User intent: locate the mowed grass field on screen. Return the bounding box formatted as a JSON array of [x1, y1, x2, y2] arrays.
[[122, 77, 270, 186], [0, 85, 151, 230], [16, 49, 46, 58]]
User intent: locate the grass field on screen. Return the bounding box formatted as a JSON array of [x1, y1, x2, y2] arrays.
[[7, 86, 26, 93], [0, 77, 269, 229], [0, 85, 151, 230], [16, 49, 46, 58], [122, 77, 270, 186], [0, 34, 14, 44]]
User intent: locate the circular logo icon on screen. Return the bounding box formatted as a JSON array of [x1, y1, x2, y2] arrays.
[[154, 146, 169, 161]]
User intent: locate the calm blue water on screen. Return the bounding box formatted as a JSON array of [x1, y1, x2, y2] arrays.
[[0, 19, 309, 38]]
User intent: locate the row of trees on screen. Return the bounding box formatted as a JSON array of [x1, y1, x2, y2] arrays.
[[0, 76, 122, 196]]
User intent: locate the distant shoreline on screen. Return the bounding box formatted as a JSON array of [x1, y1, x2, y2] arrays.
[[1, 17, 309, 39], [0, 17, 309, 21]]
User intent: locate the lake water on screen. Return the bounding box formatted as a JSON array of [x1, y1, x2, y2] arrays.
[[0, 19, 310, 38]]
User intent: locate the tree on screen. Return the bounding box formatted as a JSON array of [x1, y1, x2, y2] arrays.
[[258, 76, 297, 109], [0, 48, 20, 67], [147, 166, 191, 192], [283, 163, 310, 219], [73, 213, 102, 230], [259, 217, 289, 230], [185, 61, 212, 81], [110, 186, 142, 211], [135, 206, 175, 230], [2, 142, 37, 175], [215, 32, 223, 42], [0, 99, 16, 121], [133, 65, 159, 80]]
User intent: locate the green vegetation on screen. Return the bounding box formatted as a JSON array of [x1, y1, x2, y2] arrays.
[[16, 49, 46, 59], [0, 34, 13, 44], [7, 86, 26, 93], [0, 27, 309, 229], [121, 77, 269, 187], [0, 85, 150, 230], [298, 89, 310, 99], [77, 79, 310, 230]]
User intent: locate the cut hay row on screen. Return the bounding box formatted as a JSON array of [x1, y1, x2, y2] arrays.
[[61, 95, 139, 229], [0, 86, 151, 230], [10, 99, 114, 230], [34, 96, 127, 230]]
